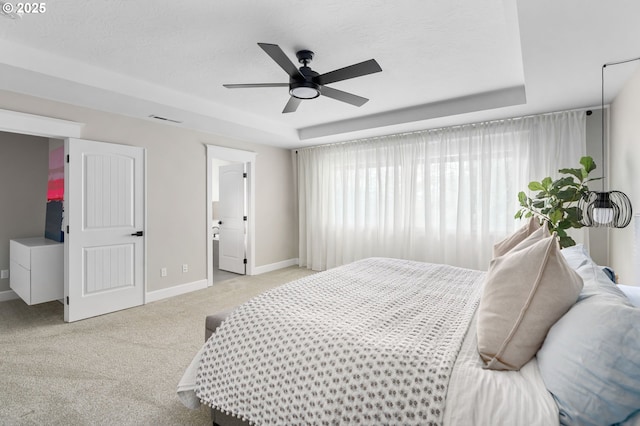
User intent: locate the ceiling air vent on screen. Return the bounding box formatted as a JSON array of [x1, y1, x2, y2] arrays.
[[148, 114, 183, 124]]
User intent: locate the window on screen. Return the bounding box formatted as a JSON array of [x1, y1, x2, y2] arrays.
[[298, 111, 585, 271]]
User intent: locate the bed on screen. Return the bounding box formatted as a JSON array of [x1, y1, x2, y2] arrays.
[[178, 221, 640, 426]]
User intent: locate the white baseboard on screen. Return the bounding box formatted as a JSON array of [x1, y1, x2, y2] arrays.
[[145, 259, 299, 303], [252, 258, 299, 275], [145, 279, 208, 304], [0, 289, 19, 302]]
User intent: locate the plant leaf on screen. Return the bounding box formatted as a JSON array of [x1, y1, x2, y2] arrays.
[[541, 177, 553, 190], [536, 192, 548, 199], [580, 156, 596, 173], [549, 209, 564, 224], [565, 206, 581, 222], [557, 219, 572, 230], [559, 168, 583, 182], [585, 176, 604, 183], [559, 236, 576, 248], [528, 181, 544, 191], [518, 191, 528, 205], [557, 188, 579, 201], [553, 176, 577, 189]]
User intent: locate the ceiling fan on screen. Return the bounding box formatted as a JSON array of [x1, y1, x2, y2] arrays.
[[223, 43, 382, 113]]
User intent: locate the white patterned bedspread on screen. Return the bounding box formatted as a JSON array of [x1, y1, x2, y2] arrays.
[[194, 257, 483, 425]]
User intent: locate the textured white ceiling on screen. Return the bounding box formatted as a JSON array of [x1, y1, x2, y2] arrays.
[[0, 0, 639, 148]]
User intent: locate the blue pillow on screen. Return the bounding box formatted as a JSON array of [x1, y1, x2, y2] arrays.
[[538, 252, 640, 425], [560, 244, 593, 270]]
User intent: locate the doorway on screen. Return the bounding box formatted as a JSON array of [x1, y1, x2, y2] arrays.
[[206, 145, 257, 286], [212, 161, 244, 281], [0, 110, 147, 322]]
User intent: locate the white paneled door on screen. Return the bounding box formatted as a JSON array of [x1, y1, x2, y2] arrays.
[[218, 163, 246, 274], [65, 138, 145, 322]]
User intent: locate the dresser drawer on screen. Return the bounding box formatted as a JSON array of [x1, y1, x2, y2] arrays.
[[10, 237, 63, 305], [9, 260, 32, 304]]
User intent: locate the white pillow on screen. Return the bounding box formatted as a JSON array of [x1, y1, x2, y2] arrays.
[[619, 285, 640, 307]]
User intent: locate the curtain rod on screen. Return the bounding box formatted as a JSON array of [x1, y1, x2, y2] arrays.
[[294, 106, 597, 153]]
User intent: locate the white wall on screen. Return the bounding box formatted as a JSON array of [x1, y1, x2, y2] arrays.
[[0, 90, 298, 293], [610, 68, 640, 284]]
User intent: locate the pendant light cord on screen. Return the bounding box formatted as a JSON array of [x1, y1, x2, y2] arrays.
[[601, 64, 605, 192]]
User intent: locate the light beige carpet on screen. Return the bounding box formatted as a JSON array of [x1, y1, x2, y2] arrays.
[[0, 266, 315, 425]]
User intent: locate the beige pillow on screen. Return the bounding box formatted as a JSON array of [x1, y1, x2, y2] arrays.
[[477, 233, 583, 371], [493, 217, 545, 258]]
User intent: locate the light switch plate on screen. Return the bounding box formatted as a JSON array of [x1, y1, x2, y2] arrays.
[[1, 269, 8, 279]]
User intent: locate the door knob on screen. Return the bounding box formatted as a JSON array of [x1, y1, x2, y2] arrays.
[[131, 231, 144, 236]]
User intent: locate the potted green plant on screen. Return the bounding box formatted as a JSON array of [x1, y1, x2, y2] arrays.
[[515, 156, 601, 248]]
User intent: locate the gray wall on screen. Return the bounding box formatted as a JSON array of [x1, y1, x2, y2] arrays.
[[585, 109, 609, 266], [0, 132, 49, 292], [0, 90, 298, 294]]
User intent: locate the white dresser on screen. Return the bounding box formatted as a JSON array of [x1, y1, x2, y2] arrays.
[[10, 237, 64, 305]]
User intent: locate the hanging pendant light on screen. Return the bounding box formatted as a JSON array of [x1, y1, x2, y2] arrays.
[[579, 191, 632, 227], [579, 60, 634, 228]]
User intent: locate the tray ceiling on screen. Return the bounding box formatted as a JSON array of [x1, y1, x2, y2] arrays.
[[0, 0, 639, 148]]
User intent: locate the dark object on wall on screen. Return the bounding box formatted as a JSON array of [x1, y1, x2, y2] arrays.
[[45, 200, 64, 242]]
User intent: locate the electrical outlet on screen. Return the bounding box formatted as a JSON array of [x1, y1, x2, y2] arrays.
[[182, 264, 188, 273], [160, 267, 167, 277], [0, 269, 8, 279]]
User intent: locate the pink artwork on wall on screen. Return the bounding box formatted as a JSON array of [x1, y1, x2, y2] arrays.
[[45, 145, 64, 242], [47, 145, 64, 201]]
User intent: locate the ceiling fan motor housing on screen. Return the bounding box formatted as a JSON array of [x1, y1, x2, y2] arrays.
[[296, 50, 314, 65]]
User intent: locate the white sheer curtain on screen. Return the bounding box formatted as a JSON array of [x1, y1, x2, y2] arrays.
[[297, 111, 586, 271]]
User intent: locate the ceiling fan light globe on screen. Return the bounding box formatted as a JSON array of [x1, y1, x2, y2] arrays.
[[290, 86, 320, 99]]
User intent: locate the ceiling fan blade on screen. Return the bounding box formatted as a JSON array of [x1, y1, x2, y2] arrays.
[[282, 97, 302, 113], [318, 59, 382, 85], [258, 43, 303, 78], [223, 83, 289, 89], [320, 86, 369, 107]]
